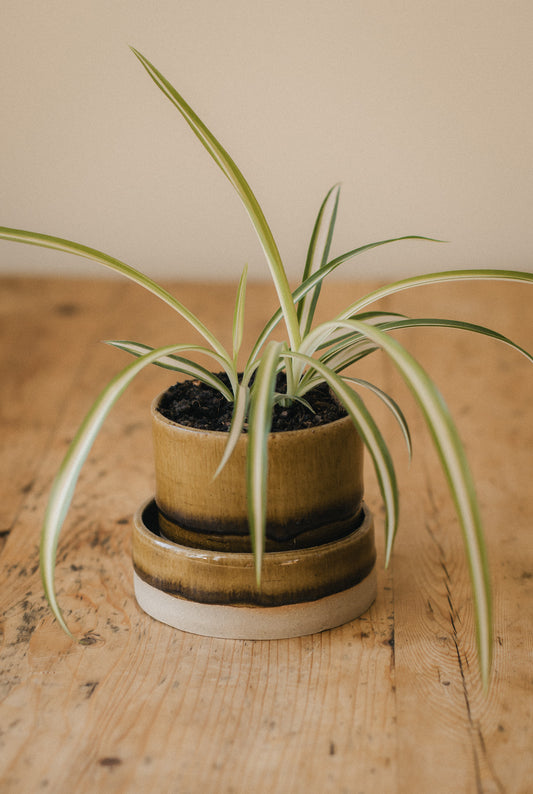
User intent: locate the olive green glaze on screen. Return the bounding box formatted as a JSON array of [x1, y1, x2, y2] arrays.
[[133, 499, 376, 607], [152, 393, 365, 549]]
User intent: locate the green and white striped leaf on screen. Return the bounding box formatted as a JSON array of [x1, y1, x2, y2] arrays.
[[315, 311, 407, 352], [40, 344, 197, 637], [342, 376, 413, 460], [213, 383, 249, 479], [297, 184, 341, 336], [130, 48, 301, 352], [306, 315, 533, 382], [326, 318, 493, 689], [247, 235, 435, 367], [316, 340, 378, 374], [300, 312, 407, 378], [336, 269, 533, 320], [105, 340, 236, 398], [0, 226, 231, 363], [373, 317, 533, 364], [273, 393, 314, 413], [299, 328, 385, 384], [247, 341, 285, 582], [309, 316, 533, 383], [232, 264, 248, 363], [301, 267, 533, 358], [284, 351, 399, 566]]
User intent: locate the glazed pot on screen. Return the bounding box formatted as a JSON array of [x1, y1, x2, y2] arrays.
[[131, 391, 377, 639], [151, 394, 366, 552]]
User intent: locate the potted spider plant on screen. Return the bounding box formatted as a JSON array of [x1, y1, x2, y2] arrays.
[[1, 48, 532, 690]]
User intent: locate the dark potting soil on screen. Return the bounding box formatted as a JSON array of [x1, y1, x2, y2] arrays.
[[158, 372, 348, 433]]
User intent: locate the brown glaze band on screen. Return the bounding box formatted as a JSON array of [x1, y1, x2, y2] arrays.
[[158, 505, 365, 551], [133, 499, 376, 608]]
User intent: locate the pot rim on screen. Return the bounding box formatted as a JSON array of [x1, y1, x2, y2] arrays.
[[151, 390, 353, 440]]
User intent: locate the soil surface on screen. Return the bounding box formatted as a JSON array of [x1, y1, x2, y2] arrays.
[[158, 373, 347, 432]]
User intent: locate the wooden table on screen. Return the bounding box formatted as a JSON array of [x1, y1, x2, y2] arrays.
[[1, 276, 531, 793]]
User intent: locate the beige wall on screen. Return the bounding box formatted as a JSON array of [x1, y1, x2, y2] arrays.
[[1, 1, 532, 281]]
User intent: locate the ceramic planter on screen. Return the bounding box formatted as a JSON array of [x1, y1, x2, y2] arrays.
[[132, 391, 377, 639]]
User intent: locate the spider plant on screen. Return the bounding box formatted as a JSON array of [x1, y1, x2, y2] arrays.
[[1, 48, 532, 690]]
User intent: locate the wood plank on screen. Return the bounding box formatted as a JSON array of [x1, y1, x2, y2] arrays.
[[0, 277, 531, 793], [383, 280, 533, 793], [0, 277, 125, 552]]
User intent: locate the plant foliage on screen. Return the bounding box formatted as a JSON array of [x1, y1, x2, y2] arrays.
[[1, 48, 532, 689]]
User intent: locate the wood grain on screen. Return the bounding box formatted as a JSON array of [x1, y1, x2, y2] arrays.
[[0, 276, 531, 793]]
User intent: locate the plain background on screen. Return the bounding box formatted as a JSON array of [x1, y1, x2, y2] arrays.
[[1, 0, 532, 282]]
